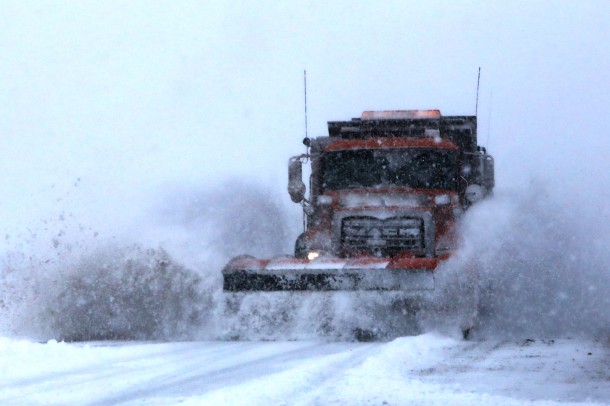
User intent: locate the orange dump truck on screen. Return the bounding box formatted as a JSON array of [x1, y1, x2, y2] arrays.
[[223, 110, 494, 294]]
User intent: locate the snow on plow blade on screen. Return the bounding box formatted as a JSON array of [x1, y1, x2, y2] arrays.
[[222, 255, 446, 292]]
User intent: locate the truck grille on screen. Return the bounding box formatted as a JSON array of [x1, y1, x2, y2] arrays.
[[340, 216, 424, 257]]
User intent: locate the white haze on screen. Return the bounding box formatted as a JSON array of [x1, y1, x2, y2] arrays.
[[0, 1, 609, 341]]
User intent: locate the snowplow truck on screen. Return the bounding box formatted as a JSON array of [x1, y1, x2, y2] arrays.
[[223, 110, 494, 292]]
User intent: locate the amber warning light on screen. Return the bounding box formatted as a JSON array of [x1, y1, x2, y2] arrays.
[[361, 110, 442, 120]]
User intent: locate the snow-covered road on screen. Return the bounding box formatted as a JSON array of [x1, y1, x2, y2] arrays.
[[1, 334, 607, 406]]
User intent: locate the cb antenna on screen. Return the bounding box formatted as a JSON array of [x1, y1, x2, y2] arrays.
[[475, 67, 481, 117], [303, 69, 310, 152]]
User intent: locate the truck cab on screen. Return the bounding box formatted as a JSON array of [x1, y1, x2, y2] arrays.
[[289, 110, 494, 262]]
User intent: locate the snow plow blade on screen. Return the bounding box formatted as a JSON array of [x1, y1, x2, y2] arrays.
[[222, 255, 447, 292]]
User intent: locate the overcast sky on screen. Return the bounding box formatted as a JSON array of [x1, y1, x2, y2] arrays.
[[0, 1, 608, 248]]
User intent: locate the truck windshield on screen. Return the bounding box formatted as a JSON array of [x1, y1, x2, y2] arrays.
[[321, 148, 457, 191]]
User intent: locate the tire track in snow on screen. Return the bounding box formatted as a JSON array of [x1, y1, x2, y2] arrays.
[[0, 341, 304, 406], [1, 341, 248, 391], [88, 342, 377, 406], [187, 334, 461, 406], [191, 343, 381, 406]]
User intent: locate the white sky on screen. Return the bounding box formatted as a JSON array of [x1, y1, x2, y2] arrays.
[[0, 1, 609, 241]]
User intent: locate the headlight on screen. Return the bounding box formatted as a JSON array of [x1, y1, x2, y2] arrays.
[[307, 251, 320, 261]]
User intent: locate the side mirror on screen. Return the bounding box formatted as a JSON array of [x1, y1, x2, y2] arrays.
[[288, 158, 306, 203], [482, 155, 495, 190], [469, 152, 495, 193]]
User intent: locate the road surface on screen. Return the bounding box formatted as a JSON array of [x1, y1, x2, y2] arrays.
[[0, 334, 608, 405]]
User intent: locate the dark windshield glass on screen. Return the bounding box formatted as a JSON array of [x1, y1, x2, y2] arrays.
[[321, 148, 457, 191]]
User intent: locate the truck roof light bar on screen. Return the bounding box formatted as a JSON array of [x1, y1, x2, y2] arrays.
[[361, 110, 442, 120]]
